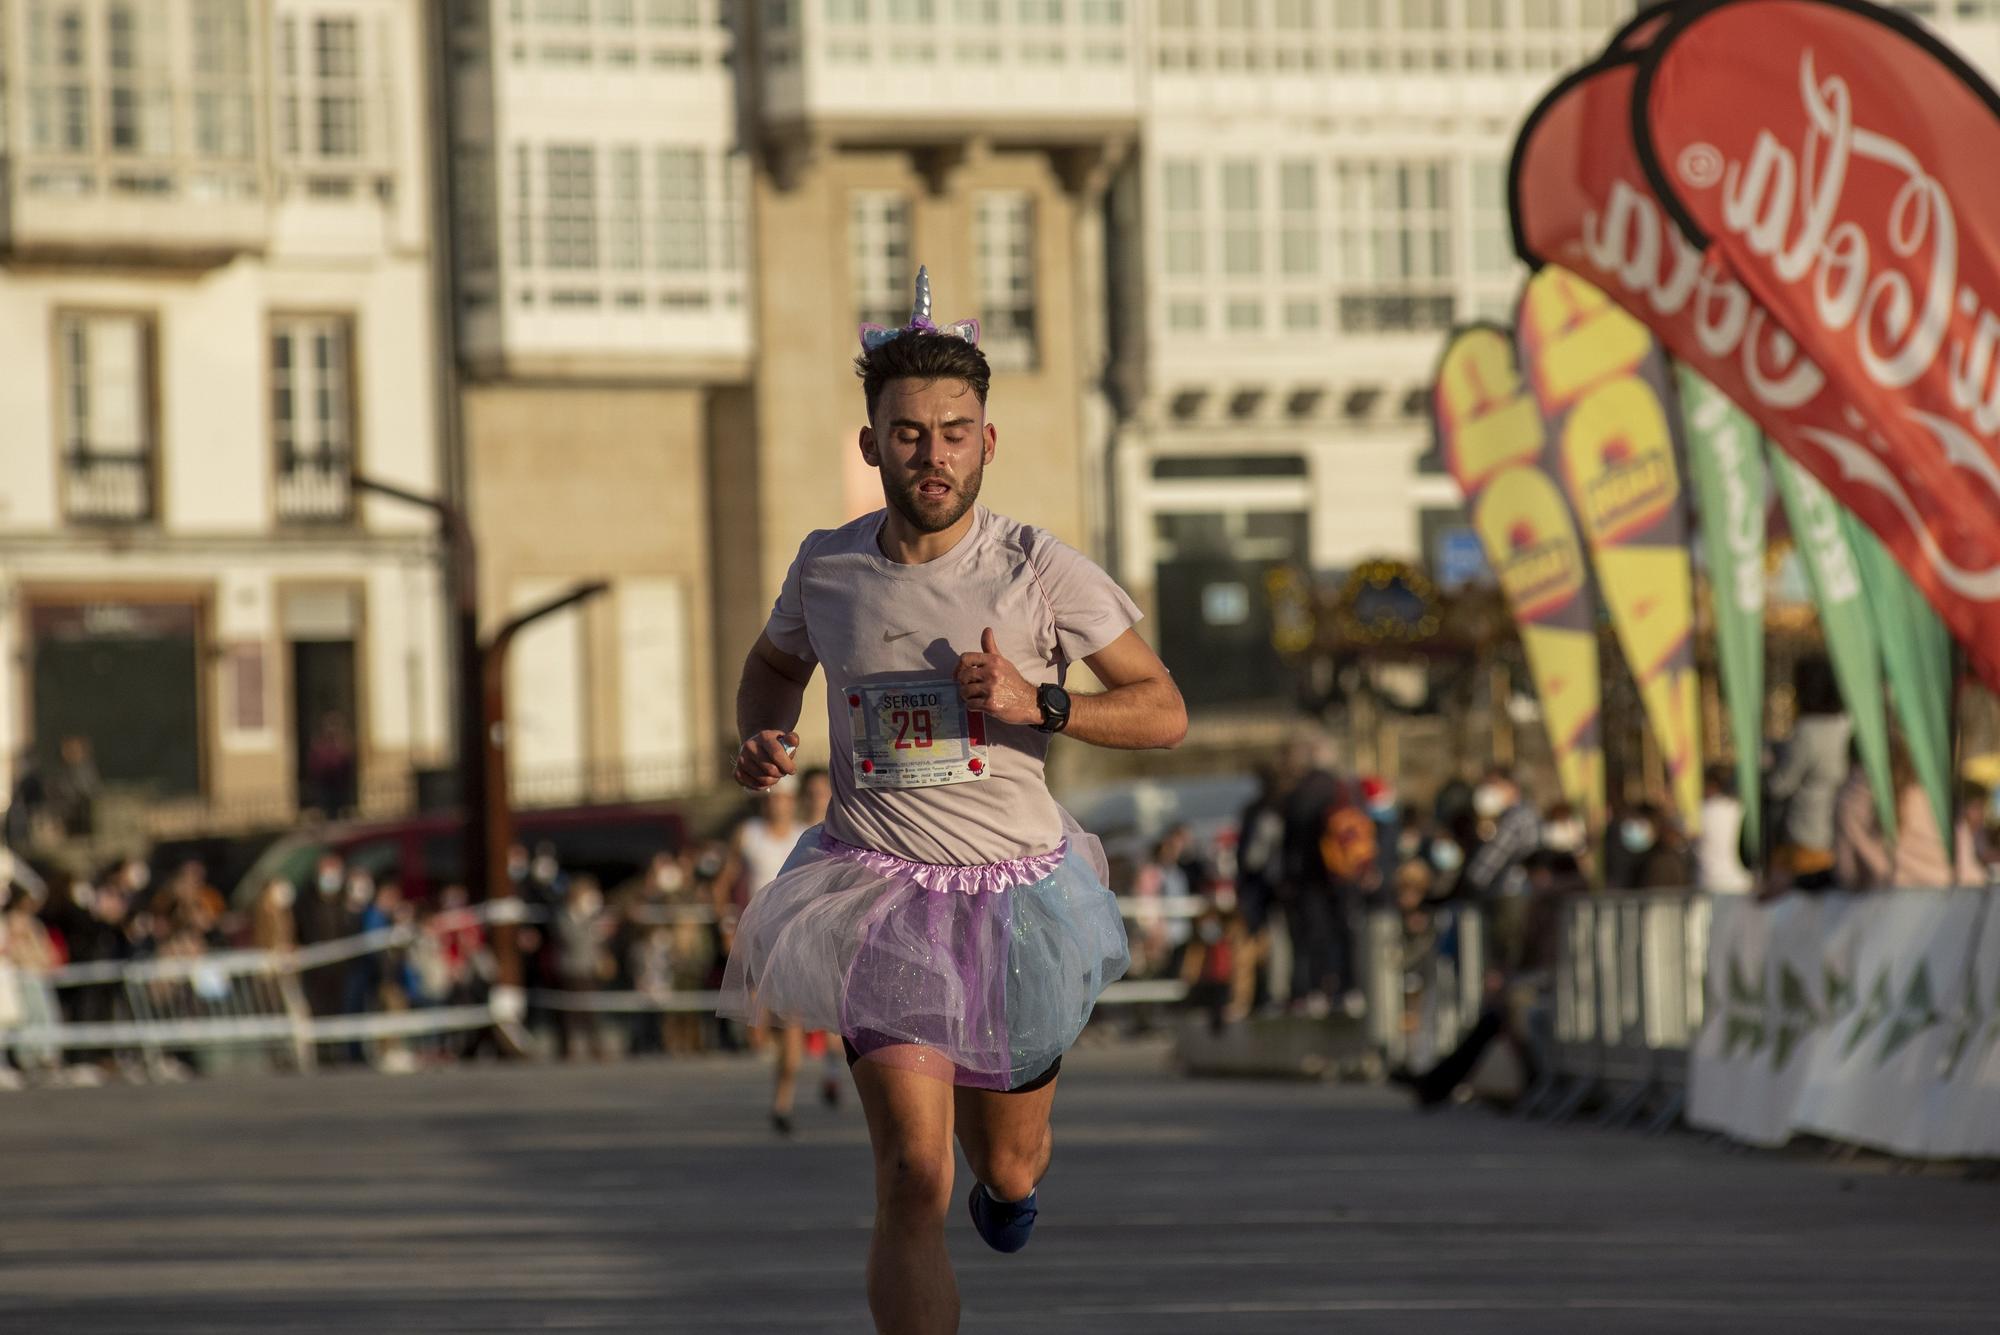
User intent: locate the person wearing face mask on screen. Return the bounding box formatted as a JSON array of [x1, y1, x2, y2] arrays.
[[1459, 766, 1542, 972], [1614, 802, 1691, 890]]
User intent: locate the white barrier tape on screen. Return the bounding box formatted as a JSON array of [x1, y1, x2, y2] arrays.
[[44, 904, 539, 989], [522, 978, 1193, 1015], [0, 1004, 497, 1051], [41, 895, 1206, 992]]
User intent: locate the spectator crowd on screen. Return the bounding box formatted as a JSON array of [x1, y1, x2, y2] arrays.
[[8, 660, 2000, 1092]]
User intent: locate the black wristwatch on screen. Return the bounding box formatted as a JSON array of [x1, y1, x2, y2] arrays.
[[1034, 683, 1072, 734]]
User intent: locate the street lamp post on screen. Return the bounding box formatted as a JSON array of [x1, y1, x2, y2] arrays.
[[351, 476, 489, 939], [479, 580, 609, 994]]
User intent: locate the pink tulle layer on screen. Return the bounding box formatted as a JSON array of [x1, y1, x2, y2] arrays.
[[817, 830, 1069, 895], [717, 820, 1129, 1090]]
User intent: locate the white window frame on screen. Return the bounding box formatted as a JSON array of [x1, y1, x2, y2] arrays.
[[976, 191, 1037, 371], [850, 191, 914, 330], [271, 313, 357, 525], [55, 309, 158, 525]]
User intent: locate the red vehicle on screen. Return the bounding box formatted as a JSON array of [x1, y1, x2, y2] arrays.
[[231, 800, 687, 908]]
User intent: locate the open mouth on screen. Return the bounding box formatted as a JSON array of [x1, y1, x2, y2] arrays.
[[916, 479, 952, 501]]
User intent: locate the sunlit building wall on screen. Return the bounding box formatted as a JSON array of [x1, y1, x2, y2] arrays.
[[0, 0, 448, 833], [446, 0, 749, 804]]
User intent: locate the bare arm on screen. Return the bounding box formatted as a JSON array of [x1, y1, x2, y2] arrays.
[[956, 626, 1187, 751], [733, 632, 816, 791], [1069, 629, 1189, 750]]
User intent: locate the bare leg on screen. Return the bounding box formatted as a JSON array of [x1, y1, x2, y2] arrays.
[[853, 1056, 959, 1335], [954, 1075, 1058, 1204], [772, 1025, 805, 1119]]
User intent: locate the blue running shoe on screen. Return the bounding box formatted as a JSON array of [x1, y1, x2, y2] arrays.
[[968, 1183, 1038, 1254]]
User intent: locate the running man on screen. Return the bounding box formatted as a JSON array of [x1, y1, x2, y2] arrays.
[[720, 268, 1186, 1335]]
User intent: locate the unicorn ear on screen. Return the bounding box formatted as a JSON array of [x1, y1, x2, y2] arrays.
[[859, 323, 897, 350], [940, 318, 980, 347]]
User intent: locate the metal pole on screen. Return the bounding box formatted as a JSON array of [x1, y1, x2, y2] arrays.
[[352, 477, 487, 941], [481, 581, 610, 991]]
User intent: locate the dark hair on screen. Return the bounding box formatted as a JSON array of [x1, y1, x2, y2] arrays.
[[1704, 763, 1736, 797], [854, 333, 991, 421], [800, 766, 830, 786]]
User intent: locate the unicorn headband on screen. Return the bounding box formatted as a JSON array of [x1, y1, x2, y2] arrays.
[[859, 265, 981, 350]]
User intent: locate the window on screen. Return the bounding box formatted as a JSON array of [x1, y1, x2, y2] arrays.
[[191, 0, 255, 160], [513, 143, 534, 267], [1284, 298, 1321, 330], [56, 312, 157, 524], [1576, 0, 1628, 33], [1463, 0, 1505, 69], [1221, 160, 1261, 276], [1163, 159, 1203, 276], [719, 152, 746, 272], [543, 144, 598, 270], [27, 2, 92, 153], [1227, 298, 1264, 331], [850, 192, 913, 330], [107, 3, 173, 156], [826, 0, 869, 20], [1168, 299, 1205, 331], [272, 316, 355, 524], [454, 146, 498, 279], [312, 18, 362, 157], [1471, 158, 1512, 277], [1279, 160, 1318, 277], [654, 147, 707, 271], [976, 193, 1036, 370], [278, 12, 374, 171], [609, 146, 644, 270], [1334, 158, 1454, 332], [645, 0, 701, 24]]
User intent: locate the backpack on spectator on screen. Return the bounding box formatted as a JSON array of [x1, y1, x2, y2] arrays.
[[1319, 802, 1378, 883]]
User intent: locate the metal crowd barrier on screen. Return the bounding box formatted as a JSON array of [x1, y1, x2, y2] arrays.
[[1522, 889, 1710, 1131], [1, 895, 1196, 1080], [1362, 903, 1484, 1071]]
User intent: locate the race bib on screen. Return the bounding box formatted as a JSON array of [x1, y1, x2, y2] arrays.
[[846, 679, 990, 790]]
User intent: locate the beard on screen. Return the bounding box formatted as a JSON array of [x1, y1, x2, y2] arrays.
[[884, 461, 983, 534]]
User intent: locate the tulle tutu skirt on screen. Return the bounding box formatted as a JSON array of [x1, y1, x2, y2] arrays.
[[718, 818, 1130, 1091]]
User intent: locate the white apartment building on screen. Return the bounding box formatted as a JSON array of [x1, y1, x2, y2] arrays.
[[446, 0, 751, 803], [0, 0, 448, 833], [1115, 0, 1639, 710], [1118, 0, 2000, 711]]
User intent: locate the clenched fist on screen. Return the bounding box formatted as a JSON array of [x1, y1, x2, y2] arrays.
[[735, 729, 799, 791], [955, 628, 1040, 727]]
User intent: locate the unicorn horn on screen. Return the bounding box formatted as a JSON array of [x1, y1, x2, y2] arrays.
[[912, 265, 933, 326]]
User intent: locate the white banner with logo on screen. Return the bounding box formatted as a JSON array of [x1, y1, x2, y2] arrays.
[[1690, 889, 2000, 1159]]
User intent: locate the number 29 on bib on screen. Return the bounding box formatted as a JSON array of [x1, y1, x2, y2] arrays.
[[846, 680, 990, 790]]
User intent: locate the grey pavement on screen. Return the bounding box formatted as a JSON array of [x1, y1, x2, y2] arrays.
[[4, 1042, 1997, 1334]]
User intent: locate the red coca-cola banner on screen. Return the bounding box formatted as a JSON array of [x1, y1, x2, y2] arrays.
[[1632, 0, 2000, 690], [1509, 9, 2000, 690]]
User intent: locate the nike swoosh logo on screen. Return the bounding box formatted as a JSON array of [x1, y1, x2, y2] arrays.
[[882, 630, 918, 642]]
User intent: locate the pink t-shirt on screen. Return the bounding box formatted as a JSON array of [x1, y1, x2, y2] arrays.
[[763, 505, 1141, 866]]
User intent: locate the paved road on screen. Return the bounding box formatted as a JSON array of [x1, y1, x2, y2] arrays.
[[5, 1044, 1996, 1334]]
